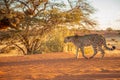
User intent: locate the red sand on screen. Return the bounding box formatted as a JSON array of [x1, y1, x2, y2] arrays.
[[0, 52, 120, 80]]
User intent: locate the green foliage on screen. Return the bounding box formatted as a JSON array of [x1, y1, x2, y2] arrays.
[[42, 26, 75, 53]]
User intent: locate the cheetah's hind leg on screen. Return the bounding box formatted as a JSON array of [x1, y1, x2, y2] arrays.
[[98, 46, 105, 59]]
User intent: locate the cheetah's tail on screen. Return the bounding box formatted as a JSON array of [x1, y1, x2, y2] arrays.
[[104, 45, 116, 50]]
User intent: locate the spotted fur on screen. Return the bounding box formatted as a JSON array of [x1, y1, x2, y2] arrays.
[[64, 34, 115, 59]]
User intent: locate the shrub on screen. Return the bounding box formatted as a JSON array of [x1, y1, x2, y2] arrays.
[[46, 37, 63, 52]]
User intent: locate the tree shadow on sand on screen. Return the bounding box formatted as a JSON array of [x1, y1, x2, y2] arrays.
[[0, 57, 119, 67], [0, 57, 77, 67], [52, 73, 120, 80]]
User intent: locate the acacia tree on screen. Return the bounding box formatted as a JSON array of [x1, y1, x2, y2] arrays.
[[0, 0, 96, 54], [0, 0, 96, 30], [106, 27, 113, 32]]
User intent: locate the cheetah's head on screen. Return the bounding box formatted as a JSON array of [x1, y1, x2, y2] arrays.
[[64, 36, 73, 43]]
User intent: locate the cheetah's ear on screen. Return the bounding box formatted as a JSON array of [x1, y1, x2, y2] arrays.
[[74, 34, 79, 37], [67, 37, 70, 39]]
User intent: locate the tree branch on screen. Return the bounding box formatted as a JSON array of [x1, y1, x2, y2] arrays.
[[33, 1, 48, 17], [3, 0, 10, 13]]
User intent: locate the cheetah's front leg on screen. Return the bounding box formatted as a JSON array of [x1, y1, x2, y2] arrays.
[[80, 47, 88, 59], [89, 46, 97, 59], [76, 47, 79, 59]]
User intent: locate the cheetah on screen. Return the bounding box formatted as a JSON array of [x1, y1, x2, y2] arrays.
[[64, 34, 115, 59]]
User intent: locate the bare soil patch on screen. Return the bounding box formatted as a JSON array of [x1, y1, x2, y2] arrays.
[[0, 52, 120, 80]]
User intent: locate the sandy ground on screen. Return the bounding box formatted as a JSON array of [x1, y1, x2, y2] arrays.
[[0, 52, 120, 80]]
